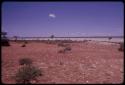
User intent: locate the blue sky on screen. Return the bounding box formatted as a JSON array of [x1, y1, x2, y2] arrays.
[[2, 2, 124, 37]]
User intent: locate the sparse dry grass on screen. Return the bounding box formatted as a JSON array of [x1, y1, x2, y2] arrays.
[[2, 41, 124, 84]]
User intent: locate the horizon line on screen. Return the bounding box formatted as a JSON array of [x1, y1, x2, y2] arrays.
[[7, 36, 124, 38]]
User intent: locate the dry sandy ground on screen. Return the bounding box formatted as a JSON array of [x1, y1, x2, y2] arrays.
[[2, 41, 124, 84]]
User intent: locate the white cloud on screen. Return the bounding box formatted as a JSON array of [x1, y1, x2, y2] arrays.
[[49, 13, 56, 18]]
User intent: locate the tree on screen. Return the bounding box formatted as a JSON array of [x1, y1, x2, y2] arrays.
[[50, 35, 55, 41], [50, 35, 54, 39], [1, 32, 7, 38], [108, 37, 112, 40], [13, 36, 18, 42], [1, 32, 10, 46]]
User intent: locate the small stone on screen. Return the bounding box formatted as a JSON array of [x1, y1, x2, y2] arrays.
[[30, 80, 37, 83], [120, 69, 123, 73], [86, 80, 89, 83], [60, 62, 63, 65], [91, 64, 96, 68]]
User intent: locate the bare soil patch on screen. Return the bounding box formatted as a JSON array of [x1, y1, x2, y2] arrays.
[[2, 41, 124, 84]]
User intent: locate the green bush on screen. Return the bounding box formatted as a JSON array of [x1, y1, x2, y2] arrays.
[[15, 65, 42, 84], [19, 58, 33, 65]]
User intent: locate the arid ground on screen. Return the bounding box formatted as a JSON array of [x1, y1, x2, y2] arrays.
[[2, 40, 124, 84]]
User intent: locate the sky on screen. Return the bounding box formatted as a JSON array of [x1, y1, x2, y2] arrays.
[[2, 2, 124, 37]]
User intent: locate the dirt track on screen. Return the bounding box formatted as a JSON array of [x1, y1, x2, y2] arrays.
[[2, 41, 124, 84]]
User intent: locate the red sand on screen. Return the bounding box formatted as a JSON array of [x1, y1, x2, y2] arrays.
[[2, 41, 124, 84]]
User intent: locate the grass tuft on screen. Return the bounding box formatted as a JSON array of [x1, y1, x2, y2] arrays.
[[19, 58, 33, 65]]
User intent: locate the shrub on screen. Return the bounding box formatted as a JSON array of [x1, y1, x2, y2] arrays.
[[15, 65, 42, 84], [24, 41, 28, 44], [2, 39, 10, 46], [19, 58, 33, 65], [46, 40, 55, 44], [59, 62, 63, 65], [58, 43, 70, 47], [118, 42, 124, 52], [58, 46, 72, 53], [58, 50, 65, 53], [58, 43, 65, 47], [2, 37, 10, 46], [64, 46, 71, 51], [83, 40, 88, 43], [21, 44, 26, 47]]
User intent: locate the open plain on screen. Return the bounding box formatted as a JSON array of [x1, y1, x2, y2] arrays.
[[2, 40, 124, 84]]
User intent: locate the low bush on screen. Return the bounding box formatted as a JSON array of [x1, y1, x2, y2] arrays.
[[58, 50, 65, 53], [24, 41, 28, 44], [59, 62, 63, 65], [58, 43, 70, 47], [15, 65, 42, 84], [83, 40, 88, 43], [58, 43, 65, 47], [2, 38, 10, 46], [21, 44, 26, 47], [118, 42, 124, 52], [64, 46, 72, 51], [19, 58, 33, 65], [58, 46, 72, 53]]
